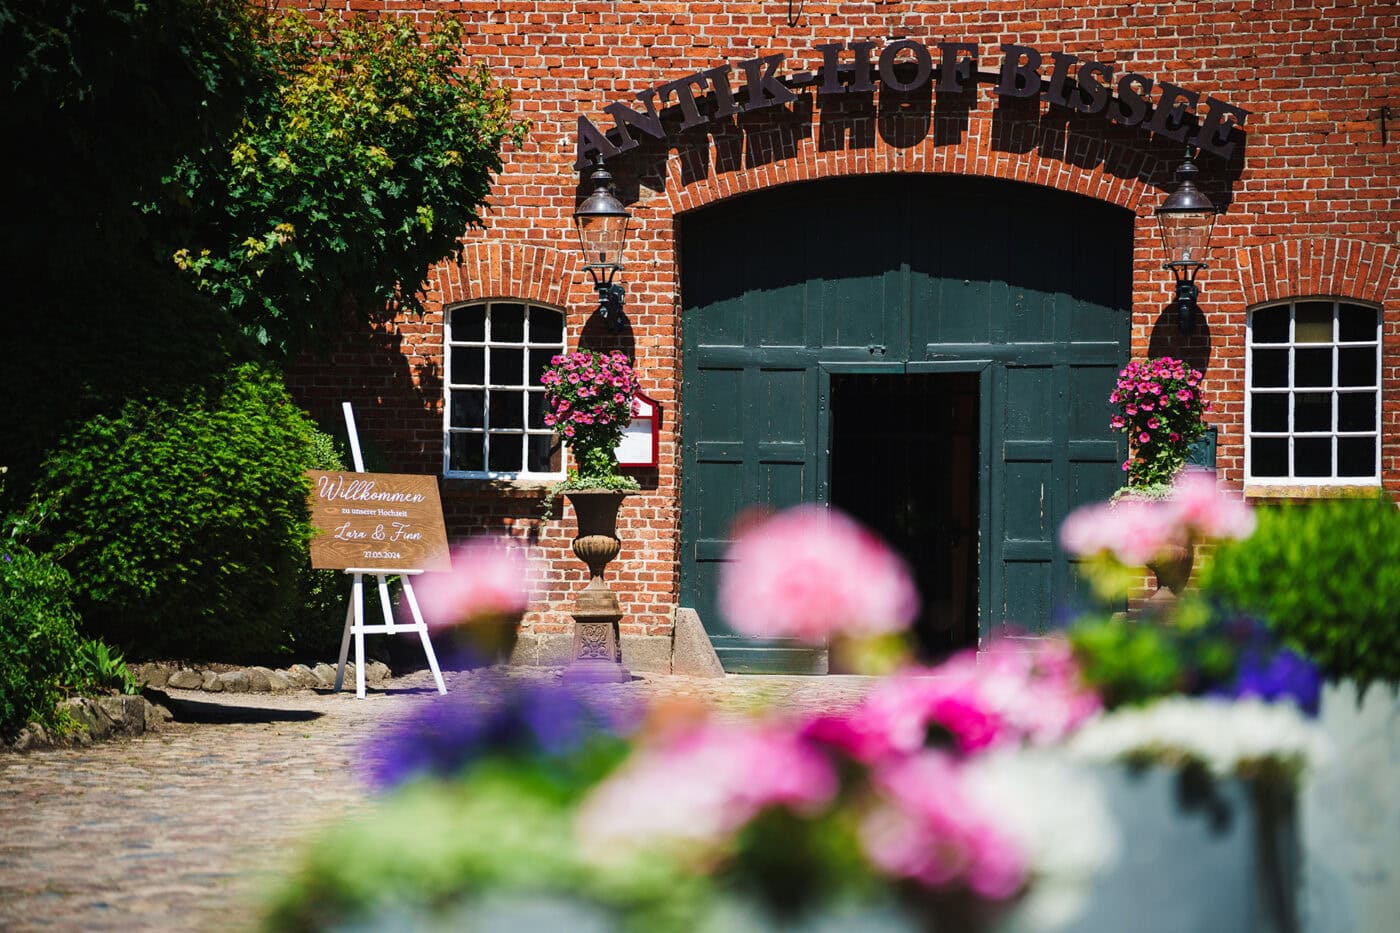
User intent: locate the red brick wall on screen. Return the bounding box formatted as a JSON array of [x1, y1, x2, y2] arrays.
[[286, 0, 1400, 639]]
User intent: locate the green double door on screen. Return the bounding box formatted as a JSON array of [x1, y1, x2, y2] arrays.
[[679, 176, 1132, 672]]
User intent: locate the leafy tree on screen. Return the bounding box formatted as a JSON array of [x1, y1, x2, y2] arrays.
[[0, 0, 265, 500], [162, 11, 528, 352]]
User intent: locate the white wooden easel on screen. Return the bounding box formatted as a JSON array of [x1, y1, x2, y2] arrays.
[[333, 402, 447, 698]]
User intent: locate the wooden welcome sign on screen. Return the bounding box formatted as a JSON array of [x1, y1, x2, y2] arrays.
[[306, 470, 451, 572]]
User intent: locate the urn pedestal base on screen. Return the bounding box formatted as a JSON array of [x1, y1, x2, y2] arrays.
[[560, 490, 633, 686]]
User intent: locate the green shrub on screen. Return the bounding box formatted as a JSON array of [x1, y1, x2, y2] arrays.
[[0, 542, 83, 737], [27, 362, 327, 662], [1200, 495, 1400, 690], [288, 430, 351, 659]]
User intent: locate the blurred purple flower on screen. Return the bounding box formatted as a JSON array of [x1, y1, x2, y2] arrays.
[[1220, 649, 1322, 717], [365, 683, 629, 790]]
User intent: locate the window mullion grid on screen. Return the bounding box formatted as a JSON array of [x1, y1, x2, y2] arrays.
[[444, 301, 568, 479], [517, 342, 529, 472], [1331, 302, 1340, 477], [482, 303, 493, 471], [1287, 303, 1296, 480], [443, 317, 453, 475], [1375, 303, 1384, 478]]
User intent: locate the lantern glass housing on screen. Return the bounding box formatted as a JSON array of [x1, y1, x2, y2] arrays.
[[574, 164, 631, 269], [1154, 153, 1218, 335], [1154, 155, 1217, 267], [1157, 209, 1216, 266]]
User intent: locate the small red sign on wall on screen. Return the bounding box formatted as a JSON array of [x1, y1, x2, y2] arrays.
[[616, 391, 660, 469]]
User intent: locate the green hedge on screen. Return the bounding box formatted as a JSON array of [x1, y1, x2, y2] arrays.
[[0, 543, 83, 737], [1201, 495, 1400, 691], [27, 362, 337, 662]]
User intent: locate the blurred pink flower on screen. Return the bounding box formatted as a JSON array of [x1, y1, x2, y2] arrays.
[[1059, 470, 1254, 564], [803, 637, 1099, 760], [576, 720, 838, 857], [415, 537, 530, 628], [860, 751, 1027, 898], [1059, 499, 1178, 565], [1169, 468, 1257, 539], [718, 505, 919, 643]]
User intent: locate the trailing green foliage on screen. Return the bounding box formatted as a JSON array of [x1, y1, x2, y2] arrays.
[[1200, 495, 1400, 690], [1109, 483, 1174, 503], [163, 10, 527, 352], [0, 541, 83, 738], [26, 363, 326, 661], [541, 469, 641, 521]]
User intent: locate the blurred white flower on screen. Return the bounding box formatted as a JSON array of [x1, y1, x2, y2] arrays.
[[1068, 696, 1330, 780], [962, 750, 1121, 930]]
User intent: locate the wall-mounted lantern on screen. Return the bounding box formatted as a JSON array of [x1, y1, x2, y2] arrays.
[[573, 158, 631, 330], [1154, 152, 1218, 334], [615, 391, 660, 469]]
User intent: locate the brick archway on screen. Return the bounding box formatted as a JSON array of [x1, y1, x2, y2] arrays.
[[1235, 237, 1399, 309], [662, 132, 1163, 219], [425, 241, 579, 311]]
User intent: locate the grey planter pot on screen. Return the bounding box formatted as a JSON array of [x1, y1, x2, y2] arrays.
[[998, 765, 1299, 933], [1299, 680, 1400, 933]]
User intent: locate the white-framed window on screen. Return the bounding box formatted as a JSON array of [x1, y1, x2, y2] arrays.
[[444, 300, 566, 478], [1245, 298, 1382, 484]]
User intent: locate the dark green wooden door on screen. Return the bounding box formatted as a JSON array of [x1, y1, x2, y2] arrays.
[[680, 176, 1132, 672]]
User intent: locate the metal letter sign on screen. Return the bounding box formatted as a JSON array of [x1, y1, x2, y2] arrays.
[[575, 39, 1250, 169]]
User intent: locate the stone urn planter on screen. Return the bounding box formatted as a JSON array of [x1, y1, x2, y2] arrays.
[[1145, 543, 1195, 607], [561, 489, 631, 685], [1113, 489, 1196, 607]]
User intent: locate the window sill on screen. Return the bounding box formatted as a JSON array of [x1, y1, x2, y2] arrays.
[[1243, 483, 1382, 500], [440, 477, 556, 498]]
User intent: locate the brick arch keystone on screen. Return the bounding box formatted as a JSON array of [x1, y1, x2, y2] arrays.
[[1235, 238, 1398, 308]]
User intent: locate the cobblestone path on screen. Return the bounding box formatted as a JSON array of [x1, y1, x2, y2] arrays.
[[0, 669, 876, 932]]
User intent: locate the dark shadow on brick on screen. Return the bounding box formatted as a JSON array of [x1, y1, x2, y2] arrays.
[[1148, 301, 1216, 375]]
